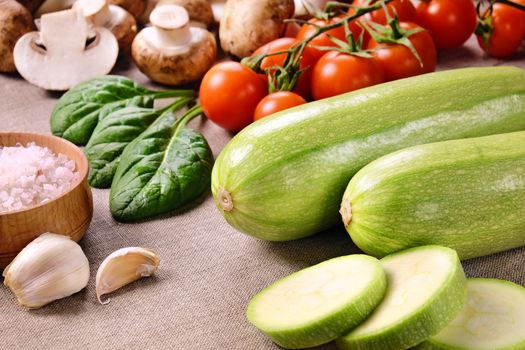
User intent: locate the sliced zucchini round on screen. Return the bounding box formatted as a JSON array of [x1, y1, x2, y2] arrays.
[[246, 255, 387, 349], [418, 278, 525, 350], [336, 246, 466, 350]]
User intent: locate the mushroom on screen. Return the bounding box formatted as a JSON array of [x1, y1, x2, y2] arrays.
[[74, 0, 137, 53], [131, 4, 216, 86], [13, 8, 119, 90], [0, 0, 35, 72], [107, 0, 147, 19], [139, 0, 213, 28]]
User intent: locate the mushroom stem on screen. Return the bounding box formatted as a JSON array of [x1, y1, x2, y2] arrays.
[[148, 4, 191, 47], [74, 0, 111, 27], [40, 7, 87, 55]]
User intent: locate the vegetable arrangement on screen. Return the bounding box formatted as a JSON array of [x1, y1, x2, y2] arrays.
[[50, 75, 213, 222], [200, 0, 525, 133], [212, 66, 525, 241]]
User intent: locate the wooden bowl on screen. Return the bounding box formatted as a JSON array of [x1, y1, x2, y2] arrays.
[[0, 132, 93, 269]]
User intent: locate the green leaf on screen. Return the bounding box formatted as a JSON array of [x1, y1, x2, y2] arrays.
[[50, 75, 193, 145], [110, 106, 213, 222], [85, 97, 192, 188]]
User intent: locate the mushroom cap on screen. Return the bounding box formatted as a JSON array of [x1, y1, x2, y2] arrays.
[[108, 0, 147, 19], [14, 9, 119, 90], [0, 0, 35, 72], [131, 26, 216, 86], [158, 0, 214, 27]]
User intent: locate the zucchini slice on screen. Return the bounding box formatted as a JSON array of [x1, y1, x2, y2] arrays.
[[246, 255, 387, 349], [336, 246, 466, 350], [418, 278, 525, 350]]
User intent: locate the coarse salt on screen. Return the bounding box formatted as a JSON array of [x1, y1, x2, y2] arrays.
[[0, 143, 79, 213]]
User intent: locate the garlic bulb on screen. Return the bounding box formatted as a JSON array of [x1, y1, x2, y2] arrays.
[[96, 247, 160, 304], [2, 233, 90, 309]]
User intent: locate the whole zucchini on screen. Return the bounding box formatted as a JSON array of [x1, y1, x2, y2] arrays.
[[341, 131, 525, 260], [211, 67, 525, 241]]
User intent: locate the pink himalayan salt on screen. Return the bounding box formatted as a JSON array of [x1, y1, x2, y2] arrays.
[[0, 143, 79, 213]]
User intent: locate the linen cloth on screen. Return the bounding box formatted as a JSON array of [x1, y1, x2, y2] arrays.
[[0, 37, 524, 350]]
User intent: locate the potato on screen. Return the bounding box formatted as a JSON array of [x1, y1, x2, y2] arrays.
[[219, 0, 294, 58]]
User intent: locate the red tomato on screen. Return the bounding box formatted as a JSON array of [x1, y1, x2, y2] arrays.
[[414, 0, 476, 49], [311, 51, 384, 100], [367, 22, 436, 81], [253, 38, 316, 100], [253, 92, 307, 121], [296, 16, 365, 61], [199, 62, 267, 132], [477, 3, 525, 58], [353, 0, 416, 24]]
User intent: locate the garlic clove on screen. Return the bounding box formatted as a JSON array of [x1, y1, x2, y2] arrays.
[[2, 233, 90, 309], [96, 247, 160, 304]]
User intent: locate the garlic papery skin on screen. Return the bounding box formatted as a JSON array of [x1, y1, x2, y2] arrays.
[[96, 247, 160, 304], [2, 233, 90, 309]]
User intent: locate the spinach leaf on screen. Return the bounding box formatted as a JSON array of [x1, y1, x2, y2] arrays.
[[50, 75, 193, 145], [110, 105, 213, 222], [85, 97, 193, 188]]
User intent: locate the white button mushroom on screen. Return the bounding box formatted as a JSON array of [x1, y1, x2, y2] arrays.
[[131, 4, 216, 86], [13, 8, 119, 91], [74, 0, 137, 53]]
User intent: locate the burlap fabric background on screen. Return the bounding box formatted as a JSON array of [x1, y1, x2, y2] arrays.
[[1, 37, 524, 350]]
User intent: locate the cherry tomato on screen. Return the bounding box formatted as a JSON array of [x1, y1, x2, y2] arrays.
[[253, 92, 307, 121], [352, 0, 416, 24], [311, 51, 384, 100], [199, 61, 267, 132], [296, 16, 365, 61], [367, 22, 436, 81], [414, 0, 476, 49], [476, 3, 525, 58], [253, 38, 316, 100]]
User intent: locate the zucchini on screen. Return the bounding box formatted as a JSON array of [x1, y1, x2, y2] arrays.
[[341, 131, 525, 260], [211, 66, 525, 241], [417, 278, 525, 350], [246, 255, 386, 349], [336, 246, 466, 350]]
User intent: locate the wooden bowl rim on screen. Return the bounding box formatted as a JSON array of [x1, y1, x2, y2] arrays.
[[0, 131, 89, 217]]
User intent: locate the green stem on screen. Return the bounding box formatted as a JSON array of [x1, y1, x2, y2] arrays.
[[493, 0, 525, 11], [178, 104, 204, 128], [158, 96, 193, 115], [273, 0, 394, 92], [151, 89, 194, 99]]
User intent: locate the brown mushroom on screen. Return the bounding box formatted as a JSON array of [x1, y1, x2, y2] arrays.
[[13, 8, 119, 90], [131, 4, 216, 86], [74, 0, 137, 53], [0, 0, 35, 72], [107, 0, 147, 19]]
